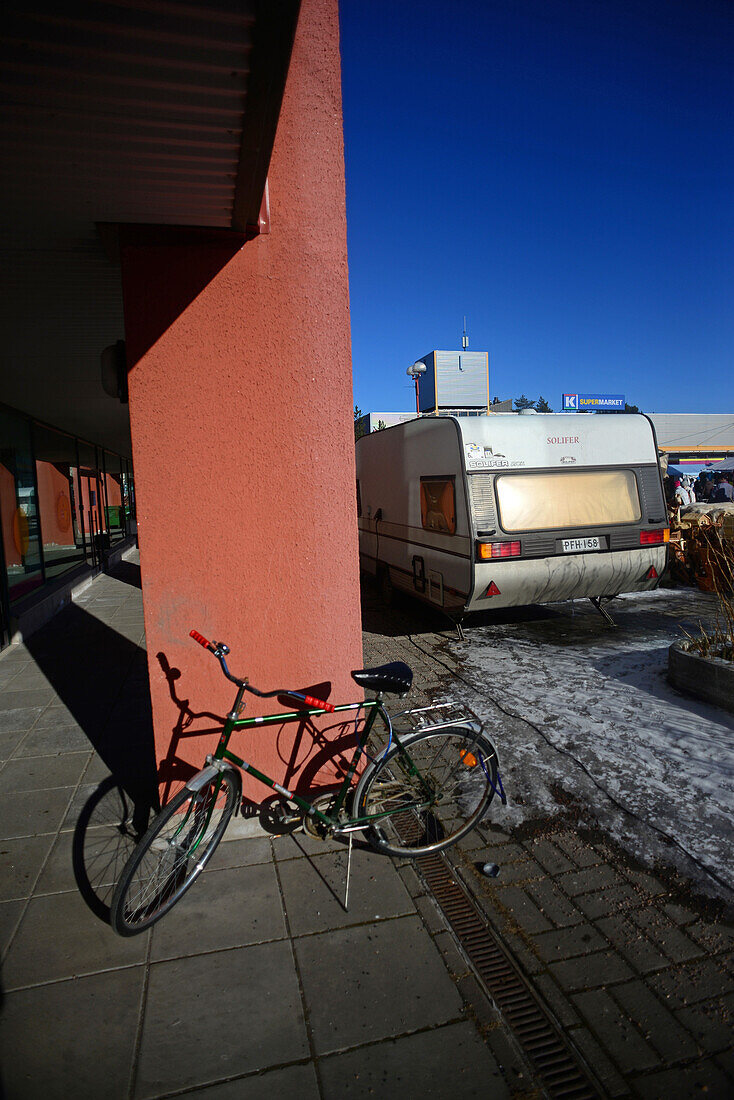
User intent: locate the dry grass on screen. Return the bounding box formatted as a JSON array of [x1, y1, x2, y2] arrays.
[[680, 528, 734, 663]]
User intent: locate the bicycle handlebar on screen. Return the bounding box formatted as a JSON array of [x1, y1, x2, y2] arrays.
[[301, 693, 337, 714], [189, 629, 336, 713]]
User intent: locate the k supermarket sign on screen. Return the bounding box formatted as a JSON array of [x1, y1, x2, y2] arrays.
[[562, 393, 625, 411]]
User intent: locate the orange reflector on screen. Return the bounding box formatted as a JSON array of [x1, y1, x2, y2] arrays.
[[460, 750, 477, 768]]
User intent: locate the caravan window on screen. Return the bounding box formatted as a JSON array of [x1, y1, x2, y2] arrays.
[[496, 470, 641, 532], [420, 477, 456, 534]]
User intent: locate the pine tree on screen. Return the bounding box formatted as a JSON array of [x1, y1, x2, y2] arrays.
[[513, 394, 535, 411], [354, 406, 367, 440]]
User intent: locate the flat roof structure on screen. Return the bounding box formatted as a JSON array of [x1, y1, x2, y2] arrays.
[[647, 413, 734, 458]]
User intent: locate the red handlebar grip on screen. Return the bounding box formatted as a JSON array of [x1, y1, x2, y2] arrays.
[[304, 694, 336, 713], [190, 629, 212, 649]]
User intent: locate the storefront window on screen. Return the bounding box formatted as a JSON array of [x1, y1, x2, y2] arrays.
[[0, 404, 134, 636], [33, 423, 86, 582], [0, 408, 43, 603], [77, 442, 106, 565]]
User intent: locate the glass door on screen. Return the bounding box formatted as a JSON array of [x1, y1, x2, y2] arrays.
[[103, 452, 126, 544], [77, 443, 107, 567]]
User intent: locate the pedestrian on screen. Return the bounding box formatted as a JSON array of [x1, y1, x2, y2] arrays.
[[673, 479, 689, 507], [711, 476, 734, 503]]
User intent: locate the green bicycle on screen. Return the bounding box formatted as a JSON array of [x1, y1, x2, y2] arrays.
[[110, 628, 505, 936]]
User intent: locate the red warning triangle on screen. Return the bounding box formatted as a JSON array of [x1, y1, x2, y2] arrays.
[[646, 566, 658, 580], [484, 581, 501, 597]]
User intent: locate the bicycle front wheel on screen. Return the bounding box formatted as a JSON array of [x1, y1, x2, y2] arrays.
[[110, 767, 241, 936], [354, 726, 499, 857]]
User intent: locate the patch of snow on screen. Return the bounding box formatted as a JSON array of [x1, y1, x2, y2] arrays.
[[444, 590, 734, 905]]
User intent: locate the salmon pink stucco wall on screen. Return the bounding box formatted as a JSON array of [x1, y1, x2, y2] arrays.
[[120, 0, 363, 802]]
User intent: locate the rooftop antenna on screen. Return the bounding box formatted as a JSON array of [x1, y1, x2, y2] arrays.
[[462, 316, 469, 350]]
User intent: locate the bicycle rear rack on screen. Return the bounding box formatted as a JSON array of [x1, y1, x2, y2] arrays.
[[390, 700, 482, 733]]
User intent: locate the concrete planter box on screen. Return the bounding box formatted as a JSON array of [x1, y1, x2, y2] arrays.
[[668, 642, 734, 715]]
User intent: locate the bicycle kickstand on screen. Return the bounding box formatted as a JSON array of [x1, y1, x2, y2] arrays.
[[343, 832, 353, 912]]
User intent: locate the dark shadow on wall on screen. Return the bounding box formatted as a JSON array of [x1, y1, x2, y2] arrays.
[[109, 559, 142, 589], [155, 650, 358, 803], [155, 650, 227, 805], [119, 225, 246, 364]]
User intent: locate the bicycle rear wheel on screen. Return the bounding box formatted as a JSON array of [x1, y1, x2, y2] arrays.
[[110, 767, 241, 936], [354, 726, 499, 857]]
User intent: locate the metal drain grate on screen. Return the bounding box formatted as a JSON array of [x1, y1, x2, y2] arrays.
[[415, 850, 601, 1100]]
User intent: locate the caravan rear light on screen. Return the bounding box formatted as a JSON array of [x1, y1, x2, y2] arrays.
[[478, 540, 521, 560], [639, 529, 669, 545]]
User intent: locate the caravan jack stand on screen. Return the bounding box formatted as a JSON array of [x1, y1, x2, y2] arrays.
[[442, 610, 465, 641], [590, 595, 618, 627]]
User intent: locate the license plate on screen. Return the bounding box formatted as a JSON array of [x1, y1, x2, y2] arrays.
[[562, 537, 601, 553]]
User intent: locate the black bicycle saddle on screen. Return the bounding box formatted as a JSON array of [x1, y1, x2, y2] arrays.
[[351, 661, 413, 696]]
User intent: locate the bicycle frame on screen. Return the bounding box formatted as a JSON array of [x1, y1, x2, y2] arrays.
[[208, 682, 431, 831]]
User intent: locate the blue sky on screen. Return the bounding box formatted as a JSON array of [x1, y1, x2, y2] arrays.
[[339, 0, 733, 415]]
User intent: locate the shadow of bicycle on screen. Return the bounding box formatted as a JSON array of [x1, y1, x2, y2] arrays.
[[71, 777, 143, 923]]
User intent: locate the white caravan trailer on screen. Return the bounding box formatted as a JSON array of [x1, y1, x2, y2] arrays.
[[356, 413, 668, 620]]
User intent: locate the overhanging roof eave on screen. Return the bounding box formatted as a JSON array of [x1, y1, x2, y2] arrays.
[[232, 0, 301, 233]]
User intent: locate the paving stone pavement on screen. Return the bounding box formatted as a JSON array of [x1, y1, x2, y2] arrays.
[[0, 557, 534, 1099], [361, 581, 734, 1100], [1, 560, 732, 1098]]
